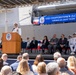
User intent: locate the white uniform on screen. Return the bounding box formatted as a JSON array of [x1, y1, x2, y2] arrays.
[[68, 38, 74, 53], [18, 28, 21, 36], [12, 27, 21, 36], [73, 37, 76, 52], [26, 40, 31, 47]]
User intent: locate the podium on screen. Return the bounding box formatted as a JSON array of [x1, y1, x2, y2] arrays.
[[2, 32, 21, 54]]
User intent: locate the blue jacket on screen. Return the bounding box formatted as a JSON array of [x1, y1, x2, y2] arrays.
[[10, 61, 19, 71]]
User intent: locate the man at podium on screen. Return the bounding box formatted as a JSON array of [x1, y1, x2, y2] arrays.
[[12, 23, 21, 36], [2, 23, 21, 54]]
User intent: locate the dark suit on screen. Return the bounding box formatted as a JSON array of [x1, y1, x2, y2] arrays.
[[42, 39, 49, 53], [60, 67, 74, 75], [30, 40, 38, 52], [58, 37, 68, 54]]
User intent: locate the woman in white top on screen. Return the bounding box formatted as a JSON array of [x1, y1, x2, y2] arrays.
[[17, 59, 34, 75]]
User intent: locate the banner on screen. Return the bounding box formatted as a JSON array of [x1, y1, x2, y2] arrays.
[[39, 13, 76, 24]]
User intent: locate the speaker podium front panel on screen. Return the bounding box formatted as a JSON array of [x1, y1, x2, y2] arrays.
[[2, 32, 21, 54]]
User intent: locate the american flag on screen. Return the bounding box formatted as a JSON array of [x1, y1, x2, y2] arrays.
[[33, 18, 39, 25]]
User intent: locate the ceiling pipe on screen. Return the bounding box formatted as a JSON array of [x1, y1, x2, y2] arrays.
[[36, 2, 76, 11]]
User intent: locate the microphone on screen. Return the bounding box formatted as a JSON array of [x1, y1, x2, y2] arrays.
[[12, 28, 15, 31]]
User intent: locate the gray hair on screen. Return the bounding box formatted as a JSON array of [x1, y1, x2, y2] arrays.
[[17, 55, 22, 61], [22, 53, 29, 60], [57, 57, 66, 68], [53, 52, 61, 61], [46, 62, 59, 75], [1, 66, 12, 75]]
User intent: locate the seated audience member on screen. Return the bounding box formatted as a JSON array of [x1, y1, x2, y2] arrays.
[[71, 33, 76, 54], [58, 34, 68, 54], [32, 54, 44, 73], [48, 34, 58, 54], [21, 38, 27, 53], [1, 66, 12, 75], [0, 58, 3, 71], [37, 62, 47, 75], [26, 37, 31, 49], [22, 53, 33, 72], [57, 57, 74, 75], [46, 62, 60, 75], [1, 54, 9, 66], [17, 60, 34, 75], [10, 55, 22, 71], [30, 37, 38, 53], [68, 34, 76, 54], [67, 35, 73, 54], [42, 36, 49, 53], [53, 52, 61, 61], [67, 56, 76, 74]]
